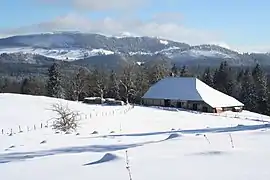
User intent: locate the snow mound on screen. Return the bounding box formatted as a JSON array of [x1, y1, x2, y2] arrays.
[[164, 133, 181, 141], [83, 153, 120, 166]]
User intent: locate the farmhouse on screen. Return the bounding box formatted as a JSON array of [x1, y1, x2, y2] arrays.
[[142, 77, 244, 113]]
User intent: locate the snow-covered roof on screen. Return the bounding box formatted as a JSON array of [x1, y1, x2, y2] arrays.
[[142, 77, 244, 108]]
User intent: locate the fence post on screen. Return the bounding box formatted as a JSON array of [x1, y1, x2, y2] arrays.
[[1, 129, 3, 134], [34, 125, 36, 130], [41, 123, 43, 129]]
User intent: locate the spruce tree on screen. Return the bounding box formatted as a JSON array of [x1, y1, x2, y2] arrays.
[[47, 63, 63, 98], [240, 69, 257, 111], [237, 69, 244, 82], [134, 67, 150, 104], [107, 70, 120, 100], [171, 64, 179, 76], [148, 61, 170, 85], [213, 61, 235, 96], [21, 78, 31, 94], [252, 64, 269, 114], [180, 65, 189, 77], [201, 67, 214, 87]]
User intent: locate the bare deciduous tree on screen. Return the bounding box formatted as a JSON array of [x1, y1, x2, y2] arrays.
[[50, 103, 80, 133], [71, 67, 89, 101], [119, 64, 137, 104], [91, 68, 108, 99]]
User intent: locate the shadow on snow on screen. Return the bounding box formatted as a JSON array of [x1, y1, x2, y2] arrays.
[[99, 123, 270, 138], [1, 123, 269, 165], [0, 133, 181, 164], [83, 153, 120, 166]]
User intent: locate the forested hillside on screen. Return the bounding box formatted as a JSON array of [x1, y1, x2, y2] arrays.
[[1, 60, 270, 115]]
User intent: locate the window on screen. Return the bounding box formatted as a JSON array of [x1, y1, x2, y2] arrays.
[[164, 99, 171, 107], [192, 104, 198, 110], [202, 106, 208, 112]]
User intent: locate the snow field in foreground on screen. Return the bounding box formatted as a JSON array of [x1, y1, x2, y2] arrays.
[[0, 93, 270, 180]]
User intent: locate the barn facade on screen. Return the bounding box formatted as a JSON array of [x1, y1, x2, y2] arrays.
[[142, 77, 244, 113]]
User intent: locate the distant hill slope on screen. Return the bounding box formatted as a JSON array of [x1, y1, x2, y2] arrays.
[[0, 32, 269, 68]]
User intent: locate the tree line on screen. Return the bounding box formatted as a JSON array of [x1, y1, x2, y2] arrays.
[[0, 61, 270, 115]]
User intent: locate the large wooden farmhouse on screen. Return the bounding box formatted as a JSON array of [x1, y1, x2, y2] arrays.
[[142, 77, 244, 113]]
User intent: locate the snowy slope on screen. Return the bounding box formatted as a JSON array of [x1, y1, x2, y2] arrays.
[[0, 32, 245, 63], [0, 93, 270, 180], [0, 47, 114, 60]]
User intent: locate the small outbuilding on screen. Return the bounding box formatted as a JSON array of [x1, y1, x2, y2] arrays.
[[142, 77, 244, 113]]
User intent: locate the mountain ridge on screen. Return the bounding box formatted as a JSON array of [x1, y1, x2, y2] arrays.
[[0, 32, 269, 68]]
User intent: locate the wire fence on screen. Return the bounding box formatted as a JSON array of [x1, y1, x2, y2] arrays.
[[1, 104, 135, 137]]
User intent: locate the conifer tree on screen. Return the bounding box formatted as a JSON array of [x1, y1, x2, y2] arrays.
[[21, 78, 31, 94], [213, 61, 235, 96], [240, 69, 257, 111], [180, 65, 189, 77], [134, 67, 150, 104], [171, 64, 179, 76], [107, 70, 120, 100], [47, 63, 63, 98], [201, 67, 214, 87], [252, 64, 269, 114], [148, 61, 170, 84]]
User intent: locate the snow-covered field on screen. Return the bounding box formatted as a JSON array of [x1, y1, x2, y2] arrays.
[[1, 93, 270, 180]]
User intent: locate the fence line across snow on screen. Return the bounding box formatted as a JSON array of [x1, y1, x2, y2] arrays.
[[1, 104, 135, 136]]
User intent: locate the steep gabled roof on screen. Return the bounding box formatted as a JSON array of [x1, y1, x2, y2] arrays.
[[142, 77, 244, 108]]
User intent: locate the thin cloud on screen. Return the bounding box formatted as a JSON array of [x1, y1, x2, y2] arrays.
[[38, 0, 150, 11], [0, 13, 221, 45]]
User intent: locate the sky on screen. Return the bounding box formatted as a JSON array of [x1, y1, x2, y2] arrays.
[[0, 0, 270, 52]]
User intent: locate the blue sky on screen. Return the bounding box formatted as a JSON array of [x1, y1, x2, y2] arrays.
[[1, 0, 269, 52]]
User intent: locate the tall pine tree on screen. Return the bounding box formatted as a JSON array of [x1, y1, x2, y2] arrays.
[[47, 63, 63, 98], [148, 61, 170, 85], [201, 67, 214, 87], [171, 64, 179, 77], [252, 64, 269, 114], [107, 70, 120, 100], [240, 69, 257, 111], [213, 61, 235, 96], [21, 78, 32, 94], [134, 67, 150, 104], [180, 65, 189, 77]]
